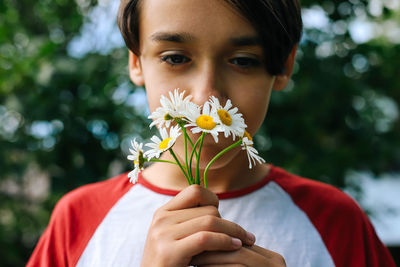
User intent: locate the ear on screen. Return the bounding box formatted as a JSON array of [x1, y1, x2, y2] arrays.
[[129, 51, 145, 86], [272, 44, 298, 91]]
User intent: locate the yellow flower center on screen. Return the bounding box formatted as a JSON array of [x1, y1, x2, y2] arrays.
[[164, 113, 173, 121], [159, 137, 172, 150], [196, 115, 217, 130], [217, 109, 232, 126], [244, 130, 252, 141]]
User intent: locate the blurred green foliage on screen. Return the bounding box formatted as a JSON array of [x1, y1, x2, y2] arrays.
[[0, 0, 399, 265], [263, 0, 400, 188]]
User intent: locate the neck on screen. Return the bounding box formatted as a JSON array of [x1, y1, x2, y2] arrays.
[[142, 151, 270, 193]]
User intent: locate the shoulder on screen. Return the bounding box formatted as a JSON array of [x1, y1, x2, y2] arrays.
[[27, 172, 134, 267], [55, 172, 132, 216], [268, 165, 395, 267], [48, 172, 134, 245], [269, 165, 359, 216], [268, 165, 369, 234]]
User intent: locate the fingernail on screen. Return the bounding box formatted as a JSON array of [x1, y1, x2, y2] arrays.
[[246, 231, 256, 243], [232, 237, 242, 248]]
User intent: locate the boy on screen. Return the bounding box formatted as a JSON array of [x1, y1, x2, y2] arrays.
[[28, 0, 395, 266]]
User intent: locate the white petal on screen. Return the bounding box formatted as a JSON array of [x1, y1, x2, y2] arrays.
[[224, 99, 232, 110], [127, 155, 136, 161], [150, 135, 161, 144], [145, 143, 159, 149], [128, 168, 140, 184], [210, 132, 219, 143], [203, 101, 211, 115], [190, 127, 203, 134], [229, 107, 238, 114], [159, 127, 168, 140]]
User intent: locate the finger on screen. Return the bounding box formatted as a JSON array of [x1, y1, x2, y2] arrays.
[[198, 265, 246, 267], [246, 244, 283, 260], [175, 215, 255, 246], [191, 247, 265, 266], [176, 231, 242, 258], [163, 184, 219, 211], [150, 203, 220, 228], [170, 205, 221, 223], [191, 249, 248, 265]]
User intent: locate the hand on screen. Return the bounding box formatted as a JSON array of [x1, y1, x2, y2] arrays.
[[140, 185, 256, 267], [191, 244, 286, 267]]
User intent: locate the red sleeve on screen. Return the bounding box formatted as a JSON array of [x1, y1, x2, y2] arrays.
[[271, 166, 396, 267], [26, 173, 132, 267]]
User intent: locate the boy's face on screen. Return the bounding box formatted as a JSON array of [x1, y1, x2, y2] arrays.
[[130, 0, 293, 168]]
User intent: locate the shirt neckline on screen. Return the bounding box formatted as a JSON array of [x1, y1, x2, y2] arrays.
[[137, 164, 276, 199]]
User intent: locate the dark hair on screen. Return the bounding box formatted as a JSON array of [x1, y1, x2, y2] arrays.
[[117, 0, 302, 75]]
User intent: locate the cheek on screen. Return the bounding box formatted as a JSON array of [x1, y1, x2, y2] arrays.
[[144, 86, 161, 113], [143, 75, 172, 113], [235, 88, 271, 136], [244, 102, 269, 135], [142, 65, 188, 113]]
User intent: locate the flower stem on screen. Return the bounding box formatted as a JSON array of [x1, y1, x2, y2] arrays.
[[203, 139, 242, 188], [195, 132, 206, 185], [184, 132, 193, 182], [148, 158, 181, 166], [177, 120, 195, 148], [189, 135, 203, 184], [177, 122, 193, 182], [169, 148, 193, 185]]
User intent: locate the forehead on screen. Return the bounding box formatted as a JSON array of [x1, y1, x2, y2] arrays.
[[139, 0, 258, 43]]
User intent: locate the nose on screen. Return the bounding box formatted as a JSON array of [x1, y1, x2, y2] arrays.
[[189, 61, 225, 106]]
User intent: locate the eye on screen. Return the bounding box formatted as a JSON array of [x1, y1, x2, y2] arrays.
[[161, 54, 191, 65], [229, 57, 261, 68]]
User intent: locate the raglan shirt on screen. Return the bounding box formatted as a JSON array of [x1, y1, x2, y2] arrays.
[[27, 165, 395, 267]]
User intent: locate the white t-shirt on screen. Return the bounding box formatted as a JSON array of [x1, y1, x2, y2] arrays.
[[27, 165, 395, 267]]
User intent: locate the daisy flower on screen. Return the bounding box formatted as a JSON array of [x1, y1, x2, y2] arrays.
[[127, 138, 145, 169], [148, 89, 193, 128], [144, 125, 182, 159], [127, 139, 146, 184], [184, 101, 222, 143], [209, 96, 246, 140], [241, 135, 265, 169], [128, 166, 140, 184]]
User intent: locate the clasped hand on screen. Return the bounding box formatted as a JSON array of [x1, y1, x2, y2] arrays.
[[141, 185, 286, 267]]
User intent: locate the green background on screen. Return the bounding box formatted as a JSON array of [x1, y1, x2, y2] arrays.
[[1, 0, 399, 265]]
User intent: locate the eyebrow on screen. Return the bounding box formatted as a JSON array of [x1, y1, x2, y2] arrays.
[[150, 32, 196, 43], [230, 36, 262, 47], [150, 31, 261, 47]]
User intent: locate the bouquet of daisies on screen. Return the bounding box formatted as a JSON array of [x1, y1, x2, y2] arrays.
[[127, 89, 265, 188]]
